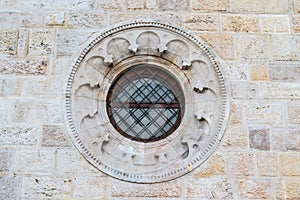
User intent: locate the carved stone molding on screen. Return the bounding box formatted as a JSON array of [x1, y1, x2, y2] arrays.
[[65, 21, 230, 183]]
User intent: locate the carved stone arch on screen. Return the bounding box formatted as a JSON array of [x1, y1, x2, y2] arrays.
[[65, 21, 230, 183]]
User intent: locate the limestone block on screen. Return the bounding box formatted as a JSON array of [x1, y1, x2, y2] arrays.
[[46, 12, 65, 26], [12, 99, 35, 122], [52, 56, 71, 75], [264, 0, 291, 14], [56, 148, 79, 174], [111, 180, 182, 197], [271, 35, 300, 61], [269, 64, 300, 82], [67, 12, 106, 28], [0, 29, 18, 55], [250, 64, 269, 81], [29, 29, 53, 56], [21, 0, 94, 10], [288, 101, 300, 124], [0, 176, 20, 200], [221, 125, 249, 151], [249, 126, 270, 151], [229, 0, 264, 13], [97, 0, 127, 10], [236, 179, 272, 199], [275, 179, 285, 200], [0, 12, 21, 28], [201, 35, 234, 60], [109, 11, 149, 25], [221, 14, 259, 33], [186, 177, 233, 199], [42, 125, 70, 147], [0, 126, 39, 145], [227, 152, 256, 176], [271, 127, 300, 151], [34, 100, 63, 123], [285, 179, 300, 199], [223, 62, 249, 81], [158, 0, 189, 11], [259, 82, 300, 99], [150, 12, 184, 27], [21, 13, 47, 27], [191, 0, 227, 12], [243, 101, 284, 125], [77, 156, 102, 174], [74, 176, 107, 198], [15, 149, 55, 174], [0, 99, 7, 122], [295, 0, 300, 13], [236, 35, 270, 62], [228, 100, 244, 125], [56, 29, 95, 55], [0, 150, 12, 171], [194, 153, 226, 177], [0, 76, 22, 96], [260, 15, 290, 33], [127, 0, 146, 10], [185, 13, 219, 32], [17, 28, 29, 55], [231, 82, 258, 99], [0, 57, 48, 75], [0, 0, 18, 9], [20, 176, 73, 199], [279, 153, 300, 176], [146, 0, 156, 9], [257, 152, 278, 176]]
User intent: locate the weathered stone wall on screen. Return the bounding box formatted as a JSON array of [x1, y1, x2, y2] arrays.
[[0, 0, 299, 199]]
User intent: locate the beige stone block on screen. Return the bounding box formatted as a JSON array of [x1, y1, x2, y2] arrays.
[[42, 125, 70, 147], [109, 11, 149, 25], [17, 28, 29, 56], [257, 152, 278, 176], [15, 149, 55, 174], [56, 149, 79, 174], [21, 176, 73, 199], [0, 29, 18, 55], [0, 76, 22, 96], [275, 179, 286, 200], [98, 0, 126, 10], [236, 179, 272, 199], [0, 12, 21, 28], [250, 64, 269, 81], [67, 12, 106, 28], [227, 152, 256, 176], [74, 176, 107, 198], [20, 13, 47, 27], [279, 153, 300, 176], [236, 35, 270, 61], [146, 0, 156, 9], [260, 15, 290, 33], [34, 100, 63, 123], [288, 101, 300, 124], [221, 125, 249, 151], [231, 82, 258, 99], [21, 0, 94, 10], [201, 35, 234, 60], [295, 0, 300, 13], [194, 153, 226, 177], [29, 29, 53, 56], [224, 62, 249, 81], [0, 126, 39, 145], [12, 99, 35, 122], [111, 180, 182, 197], [128, 0, 146, 10], [221, 14, 259, 33], [285, 179, 300, 199], [150, 12, 184, 27], [46, 12, 65, 26], [271, 127, 300, 151], [229, 0, 264, 13], [191, 0, 227, 12], [269, 64, 300, 82], [271, 35, 300, 61], [228, 100, 244, 125], [0, 176, 20, 200], [158, 0, 189, 11], [292, 15, 300, 33], [0, 150, 12, 172], [185, 13, 219, 32], [243, 102, 284, 125], [264, 0, 291, 14], [259, 82, 300, 99], [186, 177, 233, 199]]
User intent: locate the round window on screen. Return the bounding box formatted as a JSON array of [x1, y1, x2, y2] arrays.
[[106, 65, 185, 142]]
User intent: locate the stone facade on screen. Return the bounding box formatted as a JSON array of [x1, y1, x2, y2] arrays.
[[0, 0, 299, 199]]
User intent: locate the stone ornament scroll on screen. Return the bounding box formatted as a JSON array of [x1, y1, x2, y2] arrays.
[[65, 21, 230, 183]]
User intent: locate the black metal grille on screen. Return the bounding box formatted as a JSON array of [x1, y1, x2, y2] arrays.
[[107, 65, 185, 143]]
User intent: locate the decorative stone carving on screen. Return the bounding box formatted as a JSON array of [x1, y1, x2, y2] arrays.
[[65, 21, 229, 183]]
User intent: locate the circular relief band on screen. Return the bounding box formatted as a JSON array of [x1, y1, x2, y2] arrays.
[[65, 21, 230, 183]]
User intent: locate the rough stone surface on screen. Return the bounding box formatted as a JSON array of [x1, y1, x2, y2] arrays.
[[260, 15, 289, 33], [55, 148, 79, 174], [0, 176, 20, 200], [221, 14, 259, 33], [0, 150, 12, 172], [227, 152, 256, 176], [42, 125, 70, 147], [158, 0, 189, 11], [288, 100, 300, 124], [191, 0, 227, 12], [257, 152, 278, 176], [250, 64, 269, 81], [0, 126, 39, 145], [236, 179, 272, 199], [279, 153, 300, 176], [0, 58, 48, 75], [185, 14, 219, 32], [271, 127, 300, 151], [28, 29, 53, 56], [269, 64, 300, 82], [0, 29, 18, 55], [202, 35, 234, 60], [249, 126, 270, 150], [74, 176, 107, 198], [271, 35, 300, 61], [194, 153, 226, 177]]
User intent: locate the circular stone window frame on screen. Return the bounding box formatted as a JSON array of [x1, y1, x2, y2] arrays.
[[64, 20, 230, 183]]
